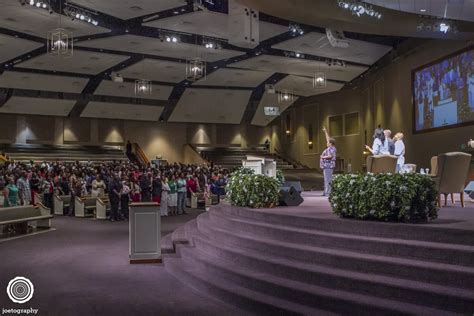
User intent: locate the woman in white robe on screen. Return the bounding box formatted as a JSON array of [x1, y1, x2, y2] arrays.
[[393, 132, 405, 173], [160, 176, 170, 216]]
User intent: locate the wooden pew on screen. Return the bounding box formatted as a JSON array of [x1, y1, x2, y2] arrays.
[[33, 191, 43, 205], [53, 194, 71, 216], [0, 203, 52, 235], [75, 196, 96, 218], [96, 196, 110, 220]]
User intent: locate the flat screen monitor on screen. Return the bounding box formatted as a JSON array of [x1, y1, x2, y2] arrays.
[[413, 46, 474, 133]]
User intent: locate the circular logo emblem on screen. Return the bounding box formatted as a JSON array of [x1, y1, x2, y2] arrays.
[[6, 277, 34, 304]]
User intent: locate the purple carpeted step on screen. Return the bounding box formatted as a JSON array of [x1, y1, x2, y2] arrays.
[[176, 245, 459, 316], [164, 255, 335, 316], [198, 213, 474, 289], [185, 228, 474, 314], [161, 233, 174, 254], [211, 204, 474, 245], [204, 211, 474, 266]]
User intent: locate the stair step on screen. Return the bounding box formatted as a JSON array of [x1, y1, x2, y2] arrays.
[[191, 224, 474, 313], [175, 243, 459, 315], [165, 255, 333, 316], [197, 214, 474, 289], [212, 204, 474, 245]]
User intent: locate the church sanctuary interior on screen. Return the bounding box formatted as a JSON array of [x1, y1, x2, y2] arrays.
[[1, 0, 474, 315]]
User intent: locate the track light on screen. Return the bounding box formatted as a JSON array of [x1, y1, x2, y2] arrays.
[[64, 4, 99, 27], [337, 1, 382, 19], [289, 24, 304, 36], [24, 0, 50, 12]]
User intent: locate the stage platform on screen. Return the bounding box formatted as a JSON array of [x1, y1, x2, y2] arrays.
[[163, 192, 474, 315]]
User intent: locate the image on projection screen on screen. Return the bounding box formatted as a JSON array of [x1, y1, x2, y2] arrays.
[[413, 47, 474, 132]]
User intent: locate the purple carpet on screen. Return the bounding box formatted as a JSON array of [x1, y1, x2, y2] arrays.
[[0, 210, 242, 316]]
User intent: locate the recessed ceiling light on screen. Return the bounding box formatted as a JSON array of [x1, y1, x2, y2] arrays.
[[420, 9, 426, 12]]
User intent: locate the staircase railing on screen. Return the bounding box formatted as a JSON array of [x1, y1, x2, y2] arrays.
[[132, 143, 150, 166]]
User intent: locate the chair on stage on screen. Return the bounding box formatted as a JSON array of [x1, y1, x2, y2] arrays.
[[366, 155, 397, 174], [432, 152, 472, 207]]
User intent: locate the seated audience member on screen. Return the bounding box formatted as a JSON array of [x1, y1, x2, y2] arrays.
[[365, 127, 389, 155], [393, 132, 406, 172]]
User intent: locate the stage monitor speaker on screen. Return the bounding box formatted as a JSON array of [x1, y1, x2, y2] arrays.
[[283, 181, 303, 193], [464, 181, 474, 194], [279, 186, 304, 207]]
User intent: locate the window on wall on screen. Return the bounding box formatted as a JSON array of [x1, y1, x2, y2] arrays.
[[285, 113, 291, 136], [344, 112, 360, 135], [307, 124, 314, 149], [328, 115, 343, 137]]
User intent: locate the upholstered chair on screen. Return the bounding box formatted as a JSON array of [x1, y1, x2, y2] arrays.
[[430, 156, 438, 176], [432, 152, 472, 207], [366, 155, 397, 174]]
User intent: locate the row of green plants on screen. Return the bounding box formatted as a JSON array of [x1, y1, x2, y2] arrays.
[[329, 173, 438, 222], [226, 167, 282, 208]]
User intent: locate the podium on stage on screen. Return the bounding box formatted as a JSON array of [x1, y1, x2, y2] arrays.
[[129, 202, 161, 264], [242, 155, 277, 177]]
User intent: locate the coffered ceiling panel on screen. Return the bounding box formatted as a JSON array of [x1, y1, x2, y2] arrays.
[[169, 88, 252, 124], [0, 96, 76, 116], [95, 80, 173, 100], [272, 32, 393, 65], [275, 75, 344, 97], [77, 34, 245, 62], [119, 59, 186, 83], [1, 0, 110, 38], [81, 101, 164, 121], [194, 68, 273, 87], [0, 34, 43, 64], [70, 0, 187, 20], [144, 10, 288, 45], [0, 71, 89, 93], [251, 92, 297, 126], [228, 54, 368, 82], [15, 50, 130, 75]]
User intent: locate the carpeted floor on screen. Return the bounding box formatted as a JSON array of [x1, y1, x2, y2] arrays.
[[0, 210, 242, 316], [0, 194, 473, 315]]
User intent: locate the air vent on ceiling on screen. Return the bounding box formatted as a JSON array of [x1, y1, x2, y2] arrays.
[[182, 21, 194, 25], [129, 41, 140, 45], [118, 85, 126, 89], [81, 66, 91, 70], [34, 62, 44, 66], [89, 56, 100, 60], [129, 6, 143, 11], [258, 59, 270, 64], [165, 65, 175, 69], [72, 81, 81, 86], [234, 72, 244, 76], [5, 18, 17, 22], [21, 76, 30, 81]]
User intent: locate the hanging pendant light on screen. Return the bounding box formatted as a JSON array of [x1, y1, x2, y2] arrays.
[[134, 58, 152, 96], [135, 79, 152, 95], [313, 59, 326, 89], [47, 1, 73, 57], [313, 71, 327, 89], [186, 57, 206, 82], [277, 91, 294, 104]]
